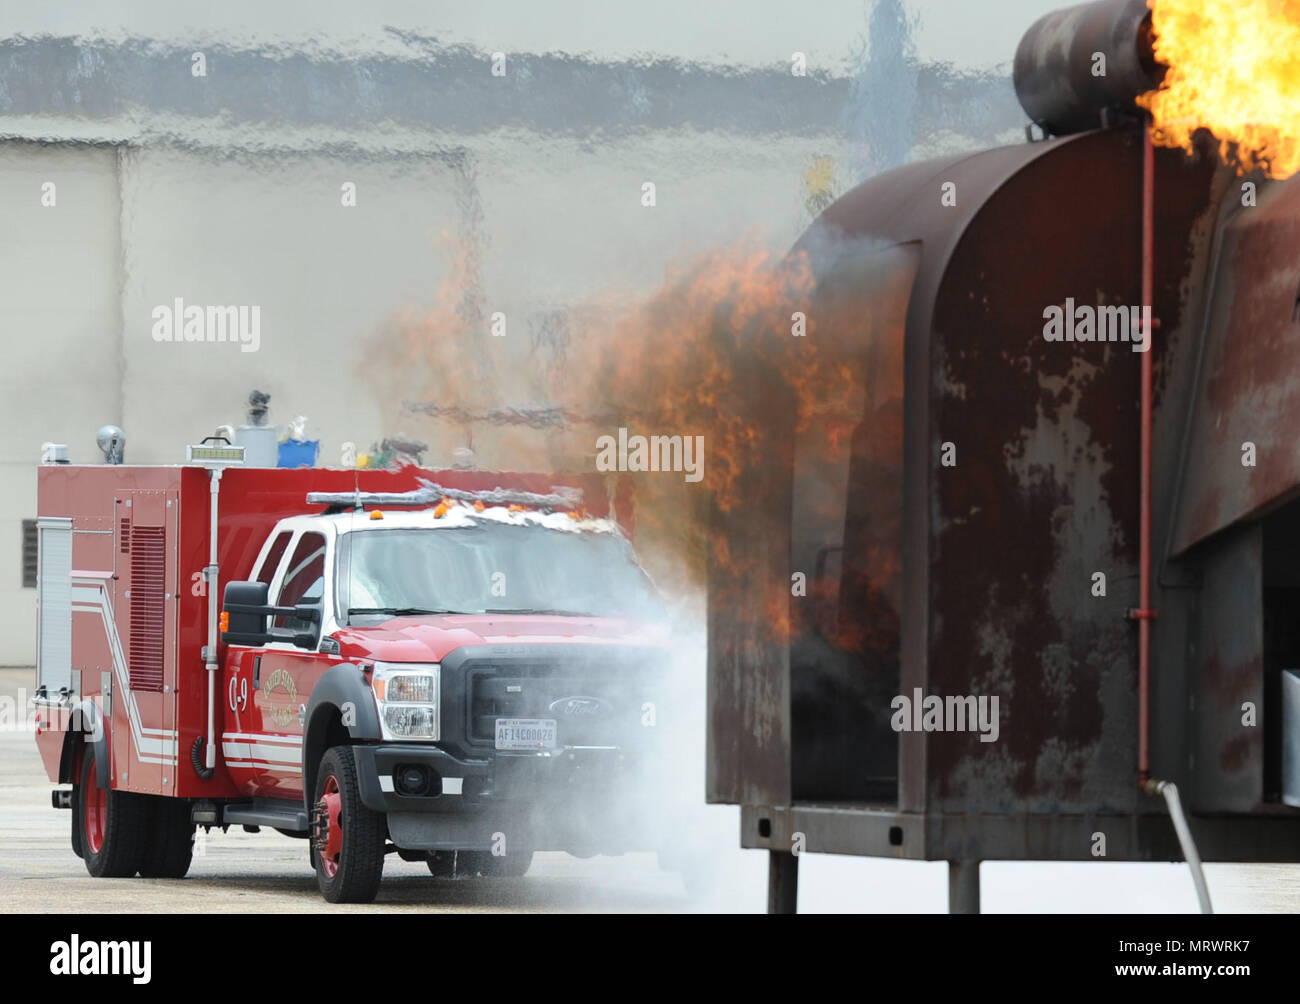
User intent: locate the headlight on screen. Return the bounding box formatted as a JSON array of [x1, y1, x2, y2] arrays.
[[372, 662, 440, 740]]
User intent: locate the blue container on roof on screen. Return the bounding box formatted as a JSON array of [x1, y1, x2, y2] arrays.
[[276, 439, 319, 468]]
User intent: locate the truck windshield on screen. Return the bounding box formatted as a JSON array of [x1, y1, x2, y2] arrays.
[[337, 524, 660, 622]]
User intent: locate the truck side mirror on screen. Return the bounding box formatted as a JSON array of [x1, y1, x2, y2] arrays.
[[286, 603, 321, 649], [222, 580, 324, 649], [222, 580, 273, 645]]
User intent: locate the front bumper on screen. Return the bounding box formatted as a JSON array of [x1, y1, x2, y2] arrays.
[[354, 742, 667, 853]]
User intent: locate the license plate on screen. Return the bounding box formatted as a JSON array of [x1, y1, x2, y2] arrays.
[[495, 718, 557, 750]]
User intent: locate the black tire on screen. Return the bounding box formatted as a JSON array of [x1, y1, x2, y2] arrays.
[[460, 848, 534, 878], [79, 746, 149, 878], [426, 851, 457, 878], [311, 746, 385, 903], [138, 796, 195, 878], [70, 786, 83, 859]]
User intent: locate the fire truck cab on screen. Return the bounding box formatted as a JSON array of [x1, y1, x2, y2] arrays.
[[33, 453, 676, 903]]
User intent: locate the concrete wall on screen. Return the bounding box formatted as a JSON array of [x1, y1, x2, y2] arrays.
[[0, 143, 121, 663], [118, 147, 465, 462]]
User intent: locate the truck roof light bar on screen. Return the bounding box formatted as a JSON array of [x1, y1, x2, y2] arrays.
[[306, 478, 583, 512]]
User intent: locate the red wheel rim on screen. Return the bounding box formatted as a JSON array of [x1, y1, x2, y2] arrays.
[[84, 761, 107, 856], [317, 775, 343, 879]]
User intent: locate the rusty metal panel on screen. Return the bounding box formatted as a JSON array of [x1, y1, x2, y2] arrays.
[[926, 128, 1214, 816], [741, 801, 1300, 863], [1189, 522, 1264, 812], [804, 141, 1069, 814], [1172, 174, 1300, 554], [740, 804, 916, 859], [927, 129, 1144, 815], [705, 368, 794, 806]]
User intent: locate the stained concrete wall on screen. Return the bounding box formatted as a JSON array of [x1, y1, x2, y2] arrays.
[[0, 143, 121, 664]]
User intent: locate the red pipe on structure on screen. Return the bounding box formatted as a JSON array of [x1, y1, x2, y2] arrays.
[[1135, 123, 1210, 910], [1137, 123, 1155, 786]]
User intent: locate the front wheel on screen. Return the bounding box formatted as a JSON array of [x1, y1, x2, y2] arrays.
[[311, 746, 385, 903]]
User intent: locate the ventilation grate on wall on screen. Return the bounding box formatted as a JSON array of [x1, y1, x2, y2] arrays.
[[120, 517, 131, 553], [22, 519, 37, 588], [128, 525, 166, 692]]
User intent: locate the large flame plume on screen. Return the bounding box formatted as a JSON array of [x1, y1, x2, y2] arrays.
[[1140, 0, 1300, 177], [361, 229, 911, 657]]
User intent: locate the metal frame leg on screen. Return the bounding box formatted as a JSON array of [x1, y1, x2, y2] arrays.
[[767, 850, 799, 914], [948, 859, 981, 914]]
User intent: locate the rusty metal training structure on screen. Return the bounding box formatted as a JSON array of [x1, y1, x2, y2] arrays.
[[707, 0, 1300, 912]]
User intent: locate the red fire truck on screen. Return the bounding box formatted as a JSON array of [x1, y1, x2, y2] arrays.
[[32, 445, 676, 902]]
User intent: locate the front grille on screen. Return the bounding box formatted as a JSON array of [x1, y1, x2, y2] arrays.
[[467, 664, 649, 748]]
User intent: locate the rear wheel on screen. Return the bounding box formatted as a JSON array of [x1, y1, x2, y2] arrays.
[[311, 746, 385, 903], [138, 797, 195, 878], [70, 783, 84, 859], [79, 746, 149, 877]]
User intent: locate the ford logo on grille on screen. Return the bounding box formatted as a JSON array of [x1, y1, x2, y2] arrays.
[[549, 696, 611, 718]]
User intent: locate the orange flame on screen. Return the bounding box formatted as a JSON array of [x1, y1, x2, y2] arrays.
[[1140, 0, 1300, 177], [361, 230, 911, 657]]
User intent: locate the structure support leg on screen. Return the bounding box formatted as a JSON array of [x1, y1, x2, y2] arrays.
[[767, 850, 799, 914], [948, 859, 981, 914]]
